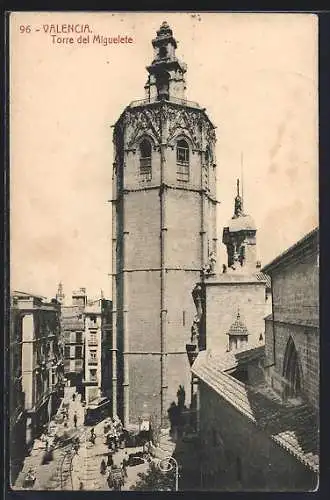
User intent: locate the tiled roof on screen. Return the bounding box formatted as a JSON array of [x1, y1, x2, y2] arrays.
[[255, 272, 271, 289], [201, 345, 264, 372], [227, 312, 249, 337], [192, 350, 319, 473]]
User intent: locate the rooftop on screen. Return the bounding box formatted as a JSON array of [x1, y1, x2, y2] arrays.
[[12, 290, 47, 300], [255, 271, 271, 289], [226, 214, 256, 233], [192, 349, 319, 473]]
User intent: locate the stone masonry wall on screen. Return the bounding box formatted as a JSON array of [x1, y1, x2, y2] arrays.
[[266, 252, 319, 412], [199, 381, 317, 491], [205, 280, 267, 352]]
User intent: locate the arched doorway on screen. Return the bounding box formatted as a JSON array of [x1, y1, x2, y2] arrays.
[[282, 336, 302, 400]]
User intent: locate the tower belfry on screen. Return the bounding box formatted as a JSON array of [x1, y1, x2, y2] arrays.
[[145, 21, 187, 101], [223, 179, 257, 271], [56, 282, 65, 304], [112, 22, 218, 426]]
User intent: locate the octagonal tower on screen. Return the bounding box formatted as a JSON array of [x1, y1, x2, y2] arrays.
[[111, 22, 218, 426]]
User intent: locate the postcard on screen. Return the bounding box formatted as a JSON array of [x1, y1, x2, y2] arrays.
[[9, 11, 318, 491]]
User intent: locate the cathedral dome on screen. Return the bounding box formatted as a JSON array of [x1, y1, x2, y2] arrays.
[[227, 311, 249, 337]]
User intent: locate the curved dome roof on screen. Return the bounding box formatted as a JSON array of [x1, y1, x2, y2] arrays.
[[227, 214, 256, 233]]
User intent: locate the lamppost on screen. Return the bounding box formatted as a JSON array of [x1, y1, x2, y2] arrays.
[[158, 456, 179, 492]]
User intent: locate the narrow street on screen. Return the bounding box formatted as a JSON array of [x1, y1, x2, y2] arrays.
[[14, 390, 150, 491]]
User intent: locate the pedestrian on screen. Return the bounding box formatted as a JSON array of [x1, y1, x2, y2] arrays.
[[100, 459, 107, 475], [73, 412, 77, 428], [122, 461, 127, 479], [79, 481, 84, 490]]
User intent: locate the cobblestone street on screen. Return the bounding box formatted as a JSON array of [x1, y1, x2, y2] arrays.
[[14, 391, 150, 491]]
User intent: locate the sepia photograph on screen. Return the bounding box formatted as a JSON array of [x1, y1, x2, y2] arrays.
[[9, 11, 319, 491]]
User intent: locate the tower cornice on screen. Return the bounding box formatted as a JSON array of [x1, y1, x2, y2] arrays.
[[113, 99, 216, 136]]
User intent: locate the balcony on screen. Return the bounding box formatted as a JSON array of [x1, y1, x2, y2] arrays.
[[129, 96, 201, 109]]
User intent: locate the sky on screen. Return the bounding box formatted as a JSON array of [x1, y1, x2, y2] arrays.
[[10, 12, 318, 301]]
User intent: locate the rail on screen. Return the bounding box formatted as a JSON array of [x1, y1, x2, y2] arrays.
[[129, 96, 201, 109]]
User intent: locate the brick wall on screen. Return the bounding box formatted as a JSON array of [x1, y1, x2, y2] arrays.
[[125, 269, 199, 421], [127, 271, 161, 352], [128, 354, 161, 422], [272, 253, 318, 325], [199, 381, 317, 491], [125, 190, 160, 270], [165, 190, 202, 269]]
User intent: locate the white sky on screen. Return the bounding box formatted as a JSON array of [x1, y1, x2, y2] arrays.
[[10, 12, 318, 300]]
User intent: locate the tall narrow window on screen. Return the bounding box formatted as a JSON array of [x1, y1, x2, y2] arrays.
[[204, 146, 210, 189], [75, 345, 82, 359], [283, 336, 302, 399], [139, 139, 152, 182], [176, 139, 189, 181]]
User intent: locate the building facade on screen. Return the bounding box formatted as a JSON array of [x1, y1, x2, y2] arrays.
[[262, 227, 319, 413], [112, 21, 218, 425], [187, 181, 271, 372], [191, 228, 319, 491], [61, 288, 86, 391], [10, 291, 64, 450], [83, 300, 102, 404], [60, 286, 113, 404], [10, 295, 27, 483], [100, 299, 113, 400]]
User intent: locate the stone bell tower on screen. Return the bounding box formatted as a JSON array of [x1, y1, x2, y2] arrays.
[[144, 21, 187, 101], [222, 179, 257, 272], [111, 21, 218, 426]]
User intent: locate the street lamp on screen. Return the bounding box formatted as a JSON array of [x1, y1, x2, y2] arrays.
[[158, 456, 179, 492]]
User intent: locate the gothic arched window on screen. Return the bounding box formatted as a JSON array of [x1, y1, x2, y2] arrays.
[[139, 138, 152, 182], [283, 336, 302, 400], [176, 139, 190, 181]]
